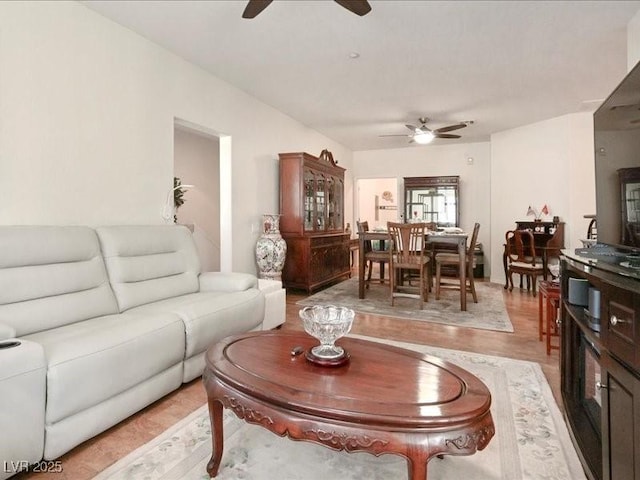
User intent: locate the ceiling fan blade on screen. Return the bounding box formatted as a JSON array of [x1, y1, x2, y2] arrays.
[[405, 124, 420, 133], [242, 0, 273, 18], [334, 0, 372, 16], [379, 134, 410, 137], [434, 133, 461, 139], [434, 123, 467, 133]]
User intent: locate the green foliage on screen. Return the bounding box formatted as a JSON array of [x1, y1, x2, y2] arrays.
[[174, 177, 186, 209]]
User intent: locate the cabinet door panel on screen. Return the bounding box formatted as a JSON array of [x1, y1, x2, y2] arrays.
[[303, 169, 315, 232], [315, 173, 326, 231], [603, 353, 640, 480], [309, 245, 331, 283], [327, 175, 343, 231], [309, 240, 349, 283], [608, 376, 634, 480]]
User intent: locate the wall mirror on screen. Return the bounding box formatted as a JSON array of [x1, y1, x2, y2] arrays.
[[403, 176, 459, 226]]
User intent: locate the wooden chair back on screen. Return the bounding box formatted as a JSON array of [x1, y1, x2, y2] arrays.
[[467, 223, 481, 257], [506, 229, 540, 266], [387, 221, 430, 308], [387, 222, 427, 267], [356, 221, 373, 253], [506, 229, 544, 296], [587, 217, 597, 240]]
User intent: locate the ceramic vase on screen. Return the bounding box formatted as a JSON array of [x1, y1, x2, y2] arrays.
[[255, 214, 287, 280]]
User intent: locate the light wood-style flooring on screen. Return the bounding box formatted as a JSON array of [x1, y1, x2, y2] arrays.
[[16, 278, 558, 480]]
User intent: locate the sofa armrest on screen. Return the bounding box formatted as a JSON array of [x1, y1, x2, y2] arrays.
[[199, 272, 258, 292], [0, 323, 16, 341]]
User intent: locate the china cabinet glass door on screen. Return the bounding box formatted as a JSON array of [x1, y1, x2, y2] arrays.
[[326, 175, 344, 231], [315, 173, 326, 231], [304, 169, 315, 232], [303, 169, 345, 233]]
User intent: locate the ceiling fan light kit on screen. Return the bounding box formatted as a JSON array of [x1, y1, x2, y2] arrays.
[[413, 131, 435, 144], [380, 117, 473, 145]]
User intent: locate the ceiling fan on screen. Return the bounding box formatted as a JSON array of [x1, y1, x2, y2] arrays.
[[242, 0, 372, 19], [380, 117, 473, 144]]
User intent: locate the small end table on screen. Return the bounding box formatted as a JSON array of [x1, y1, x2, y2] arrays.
[[538, 280, 560, 355]]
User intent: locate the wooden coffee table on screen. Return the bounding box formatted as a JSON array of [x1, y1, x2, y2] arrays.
[[203, 331, 494, 480]]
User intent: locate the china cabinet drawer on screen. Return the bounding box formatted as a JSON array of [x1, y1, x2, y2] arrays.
[[309, 235, 348, 248], [603, 289, 640, 372]]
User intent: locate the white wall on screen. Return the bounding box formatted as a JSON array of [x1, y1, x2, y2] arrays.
[[629, 8, 640, 70], [174, 127, 220, 271], [0, 2, 353, 274], [352, 142, 492, 276], [490, 112, 595, 286]]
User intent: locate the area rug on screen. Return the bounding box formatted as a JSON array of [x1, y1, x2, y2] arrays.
[[296, 278, 514, 332], [94, 336, 585, 480]]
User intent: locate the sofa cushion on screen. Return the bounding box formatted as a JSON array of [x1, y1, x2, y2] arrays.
[[22, 312, 185, 424], [96, 225, 201, 311], [0, 340, 46, 475], [129, 289, 265, 360], [0, 226, 119, 336]]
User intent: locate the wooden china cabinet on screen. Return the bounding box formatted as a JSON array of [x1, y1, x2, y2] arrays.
[[279, 151, 350, 292]]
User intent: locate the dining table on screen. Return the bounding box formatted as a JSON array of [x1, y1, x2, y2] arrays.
[[358, 228, 470, 311]]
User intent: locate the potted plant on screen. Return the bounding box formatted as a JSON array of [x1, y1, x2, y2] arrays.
[[173, 177, 187, 223]]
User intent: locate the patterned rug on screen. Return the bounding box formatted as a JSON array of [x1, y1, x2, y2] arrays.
[[94, 336, 585, 480], [297, 278, 514, 332]]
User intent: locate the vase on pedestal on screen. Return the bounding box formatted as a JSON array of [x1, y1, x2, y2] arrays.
[[255, 214, 287, 280]]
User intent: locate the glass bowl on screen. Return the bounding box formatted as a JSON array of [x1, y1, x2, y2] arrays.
[[299, 305, 355, 359]]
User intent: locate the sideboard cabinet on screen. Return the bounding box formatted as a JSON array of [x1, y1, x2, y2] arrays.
[[279, 151, 350, 292], [560, 251, 640, 480]]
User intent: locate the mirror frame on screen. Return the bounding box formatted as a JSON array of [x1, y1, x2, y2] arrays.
[[403, 176, 460, 227]]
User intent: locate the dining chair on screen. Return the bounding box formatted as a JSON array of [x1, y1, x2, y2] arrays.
[[505, 229, 545, 296], [586, 216, 597, 240], [434, 223, 480, 303], [356, 221, 389, 288], [387, 221, 431, 309]]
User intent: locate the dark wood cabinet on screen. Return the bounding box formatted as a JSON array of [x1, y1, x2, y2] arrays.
[[561, 254, 640, 480], [279, 151, 350, 292]]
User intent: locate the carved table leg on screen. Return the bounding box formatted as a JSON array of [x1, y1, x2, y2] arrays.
[[206, 399, 224, 477], [406, 452, 429, 480]]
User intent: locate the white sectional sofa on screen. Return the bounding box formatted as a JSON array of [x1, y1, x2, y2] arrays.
[[0, 225, 284, 477]]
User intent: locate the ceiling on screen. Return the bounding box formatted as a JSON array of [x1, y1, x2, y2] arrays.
[[83, 0, 640, 151]]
